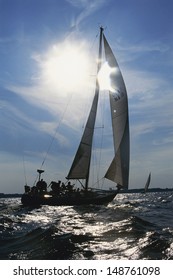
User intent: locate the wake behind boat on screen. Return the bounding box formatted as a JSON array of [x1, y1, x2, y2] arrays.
[[21, 27, 130, 206]]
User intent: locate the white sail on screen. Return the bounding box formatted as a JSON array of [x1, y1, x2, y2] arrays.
[[67, 29, 130, 190], [103, 35, 130, 188], [144, 172, 151, 193], [66, 28, 103, 187], [66, 90, 99, 181]]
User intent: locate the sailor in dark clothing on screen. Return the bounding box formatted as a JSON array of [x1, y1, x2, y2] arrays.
[[50, 181, 61, 195], [36, 179, 47, 193], [24, 185, 30, 193], [67, 181, 73, 192]]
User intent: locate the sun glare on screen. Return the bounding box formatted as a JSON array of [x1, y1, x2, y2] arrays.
[[40, 41, 91, 94], [98, 62, 116, 92]]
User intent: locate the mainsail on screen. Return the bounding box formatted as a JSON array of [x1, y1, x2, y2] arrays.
[[103, 35, 130, 188], [67, 28, 130, 190]]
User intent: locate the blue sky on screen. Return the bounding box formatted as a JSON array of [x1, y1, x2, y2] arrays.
[[0, 0, 173, 193]]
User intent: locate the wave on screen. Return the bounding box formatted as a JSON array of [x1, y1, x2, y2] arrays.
[[0, 193, 173, 260]]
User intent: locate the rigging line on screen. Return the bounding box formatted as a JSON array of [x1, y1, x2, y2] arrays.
[[96, 90, 106, 183], [33, 96, 73, 186], [40, 94, 73, 169], [22, 154, 27, 185], [92, 92, 106, 187], [81, 32, 100, 129], [89, 29, 100, 52], [88, 30, 104, 189], [34, 32, 99, 185], [90, 177, 104, 189]]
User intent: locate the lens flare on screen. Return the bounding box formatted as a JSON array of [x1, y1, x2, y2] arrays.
[[98, 62, 116, 92]]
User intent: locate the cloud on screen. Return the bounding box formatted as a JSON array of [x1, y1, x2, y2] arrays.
[[66, 0, 108, 28], [6, 35, 97, 135], [0, 99, 36, 133], [116, 39, 169, 56], [7, 36, 173, 152], [124, 69, 166, 98], [3, 23, 173, 191]]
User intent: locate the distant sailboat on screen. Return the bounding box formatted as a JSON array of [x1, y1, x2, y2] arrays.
[[144, 172, 151, 193], [21, 27, 130, 206]]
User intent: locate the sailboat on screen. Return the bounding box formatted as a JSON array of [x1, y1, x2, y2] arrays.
[[21, 27, 130, 206], [144, 172, 151, 193]]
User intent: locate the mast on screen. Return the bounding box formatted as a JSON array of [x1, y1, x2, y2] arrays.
[[97, 27, 104, 73], [85, 26, 103, 189], [66, 27, 103, 190]]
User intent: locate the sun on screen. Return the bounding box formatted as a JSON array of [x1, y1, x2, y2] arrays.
[[39, 40, 92, 95]]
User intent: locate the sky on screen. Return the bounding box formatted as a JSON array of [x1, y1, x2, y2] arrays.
[[0, 0, 173, 193]]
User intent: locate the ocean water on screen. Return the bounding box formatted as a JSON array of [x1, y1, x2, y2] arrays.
[[0, 191, 173, 260]]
